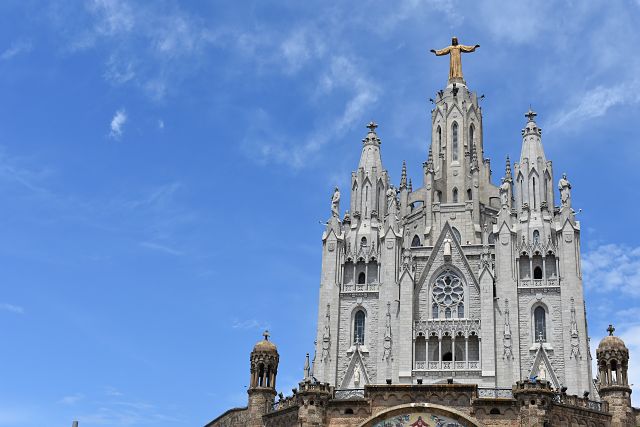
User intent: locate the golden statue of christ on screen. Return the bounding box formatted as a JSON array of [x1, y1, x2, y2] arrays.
[[430, 37, 480, 83]]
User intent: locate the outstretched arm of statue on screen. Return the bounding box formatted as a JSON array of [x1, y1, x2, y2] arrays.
[[460, 44, 480, 52], [431, 47, 451, 56]]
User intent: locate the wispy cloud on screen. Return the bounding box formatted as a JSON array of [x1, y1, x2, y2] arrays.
[[583, 243, 640, 296], [109, 109, 127, 139], [139, 241, 183, 256], [232, 318, 270, 331], [0, 303, 24, 314], [0, 40, 33, 60], [58, 393, 84, 405], [548, 81, 640, 131]]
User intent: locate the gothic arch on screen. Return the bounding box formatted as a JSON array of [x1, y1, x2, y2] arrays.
[[350, 305, 368, 346], [530, 301, 550, 342], [357, 403, 483, 427]]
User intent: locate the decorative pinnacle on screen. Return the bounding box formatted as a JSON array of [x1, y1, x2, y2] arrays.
[[263, 330, 270, 340], [408, 178, 413, 192], [505, 155, 512, 179], [607, 324, 615, 336], [366, 121, 378, 133], [525, 108, 537, 122], [400, 160, 407, 188]]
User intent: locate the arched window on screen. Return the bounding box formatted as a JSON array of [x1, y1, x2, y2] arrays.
[[467, 189, 472, 201], [533, 230, 540, 244], [357, 272, 366, 284], [534, 306, 546, 342], [415, 335, 426, 362], [432, 303, 439, 319], [354, 310, 365, 344], [445, 307, 452, 318], [469, 125, 475, 147], [458, 303, 464, 318], [534, 266, 543, 280], [452, 122, 459, 161], [452, 188, 458, 203], [532, 177, 537, 209], [411, 235, 421, 247], [360, 237, 367, 247], [437, 126, 442, 146], [452, 227, 461, 243]]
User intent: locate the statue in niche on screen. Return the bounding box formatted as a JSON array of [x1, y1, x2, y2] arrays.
[[386, 186, 397, 211], [331, 187, 340, 218], [353, 364, 361, 386], [443, 238, 452, 258], [499, 178, 510, 207], [558, 173, 572, 208]]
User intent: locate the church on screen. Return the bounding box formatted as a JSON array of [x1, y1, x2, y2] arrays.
[[206, 38, 639, 427]]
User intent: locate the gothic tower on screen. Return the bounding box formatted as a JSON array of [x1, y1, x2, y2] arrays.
[[247, 331, 279, 427], [597, 325, 634, 426]]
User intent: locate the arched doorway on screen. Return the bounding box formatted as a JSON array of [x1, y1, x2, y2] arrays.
[[358, 403, 483, 427]]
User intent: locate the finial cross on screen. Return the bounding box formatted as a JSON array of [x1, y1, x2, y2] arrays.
[[538, 331, 544, 343], [263, 330, 270, 340], [525, 109, 537, 122], [607, 324, 615, 336], [366, 121, 378, 132]]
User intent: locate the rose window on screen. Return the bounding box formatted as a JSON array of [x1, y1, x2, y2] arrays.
[[432, 271, 464, 307]]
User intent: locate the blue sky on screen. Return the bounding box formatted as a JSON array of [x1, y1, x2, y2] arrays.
[[1, 1, 640, 425]]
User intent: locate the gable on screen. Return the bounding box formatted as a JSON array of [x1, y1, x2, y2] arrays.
[[414, 222, 479, 294], [339, 348, 370, 389]]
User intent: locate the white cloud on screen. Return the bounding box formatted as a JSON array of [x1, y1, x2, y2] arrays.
[[58, 393, 84, 405], [548, 81, 640, 131], [109, 109, 127, 139], [620, 325, 640, 397], [582, 243, 640, 296], [0, 303, 24, 314], [232, 319, 270, 331], [139, 241, 182, 256], [157, 119, 164, 130], [0, 40, 32, 60]]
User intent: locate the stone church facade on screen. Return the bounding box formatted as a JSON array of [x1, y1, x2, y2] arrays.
[[206, 41, 640, 426]]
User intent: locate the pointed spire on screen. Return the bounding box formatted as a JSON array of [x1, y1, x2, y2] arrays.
[[400, 160, 407, 189], [505, 155, 512, 181], [304, 353, 310, 379], [426, 145, 434, 173], [408, 178, 413, 192]]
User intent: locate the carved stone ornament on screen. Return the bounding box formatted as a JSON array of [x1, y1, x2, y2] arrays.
[[328, 242, 335, 252], [321, 304, 331, 362]]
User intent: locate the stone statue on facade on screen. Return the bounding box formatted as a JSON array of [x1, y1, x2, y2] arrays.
[[353, 364, 361, 386], [331, 187, 340, 218], [499, 178, 510, 208], [430, 37, 480, 82], [559, 173, 572, 208], [386, 186, 397, 212]]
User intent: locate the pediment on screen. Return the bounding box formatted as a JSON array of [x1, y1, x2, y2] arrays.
[[339, 347, 370, 389], [414, 222, 479, 294], [528, 344, 560, 389]]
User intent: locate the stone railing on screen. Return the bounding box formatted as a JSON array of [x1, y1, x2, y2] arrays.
[[414, 360, 480, 371], [413, 318, 481, 338], [334, 389, 365, 400], [271, 396, 298, 412], [477, 387, 514, 399], [341, 283, 380, 293], [519, 278, 560, 288], [552, 393, 608, 412]]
